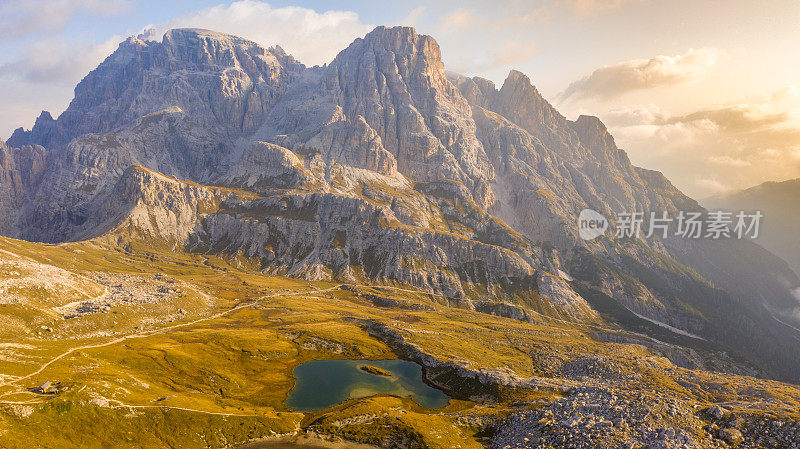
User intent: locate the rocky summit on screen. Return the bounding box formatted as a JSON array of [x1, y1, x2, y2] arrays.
[[1, 26, 800, 448]]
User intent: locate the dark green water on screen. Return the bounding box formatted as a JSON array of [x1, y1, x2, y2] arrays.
[[285, 359, 450, 412]]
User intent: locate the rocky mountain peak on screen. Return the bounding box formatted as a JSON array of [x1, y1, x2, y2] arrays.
[[35, 110, 54, 124], [503, 70, 535, 91], [315, 26, 492, 190], [330, 25, 447, 89], [7, 111, 56, 147], [160, 28, 298, 74], [359, 26, 440, 60], [485, 70, 583, 160], [569, 115, 619, 164], [447, 73, 496, 109], [9, 28, 306, 150]]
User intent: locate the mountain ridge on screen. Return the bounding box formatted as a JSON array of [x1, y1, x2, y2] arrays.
[[703, 177, 800, 278], [3, 26, 800, 383]]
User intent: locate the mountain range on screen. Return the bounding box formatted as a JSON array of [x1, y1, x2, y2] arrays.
[[2, 25, 800, 447], [3, 26, 800, 382], [704, 178, 800, 280]]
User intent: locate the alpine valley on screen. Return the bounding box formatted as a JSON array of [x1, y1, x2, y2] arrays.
[[1, 27, 800, 448]]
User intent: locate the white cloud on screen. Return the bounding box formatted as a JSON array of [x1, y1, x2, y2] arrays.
[[693, 178, 728, 194], [437, 8, 478, 31], [149, 1, 373, 66], [603, 104, 666, 127], [0, 35, 123, 83], [771, 85, 799, 102], [566, 0, 643, 16], [558, 48, 719, 101], [491, 40, 539, 68], [602, 90, 800, 198], [708, 155, 751, 167], [0, 0, 132, 41], [401, 7, 427, 27]]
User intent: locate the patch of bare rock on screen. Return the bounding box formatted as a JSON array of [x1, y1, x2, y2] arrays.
[[490, 387, 800, 449]]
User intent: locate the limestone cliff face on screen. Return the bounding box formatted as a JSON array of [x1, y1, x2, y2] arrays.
[[8, 29, 304, 149], [324, 27, 493, 187], [98, 165, 224, 244], [0, 140, 48, 235], [14, 107, 234, 242], [190, 192, 538, 299], [255, 26, 494, 208], [4, 26, 800, 379]]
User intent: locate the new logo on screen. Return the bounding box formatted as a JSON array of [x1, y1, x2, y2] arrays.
[[578, 209, 608, 241]]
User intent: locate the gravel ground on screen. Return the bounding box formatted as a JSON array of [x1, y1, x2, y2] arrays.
[[490, 387, 800, 449]]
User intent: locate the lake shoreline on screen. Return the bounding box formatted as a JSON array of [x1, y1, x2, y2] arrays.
[[286, 358, 450, 412]]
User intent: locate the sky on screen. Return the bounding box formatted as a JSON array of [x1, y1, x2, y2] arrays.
[[1, 0, 799, 199]]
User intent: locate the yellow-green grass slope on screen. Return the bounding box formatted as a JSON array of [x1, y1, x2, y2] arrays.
[[0, 236, 799, 448]]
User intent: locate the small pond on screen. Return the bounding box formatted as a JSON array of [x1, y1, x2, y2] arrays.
[[285, 359, 450, 412]]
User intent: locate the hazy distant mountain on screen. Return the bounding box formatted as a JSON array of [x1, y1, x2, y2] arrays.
[[704, 178, 800, 276], [3, 27, 800, 382]]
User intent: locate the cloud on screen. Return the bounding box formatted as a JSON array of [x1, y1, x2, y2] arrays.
[[401, 7, 427, 26], [601, 89, 800, 198], [708, 155, 751, 167], [771, 85, 799, 102], [437, 8, 478, 31], [558, 48, 719, 101], [149, 0, 373, 66], [0, 35, 123, 84], [0, 0, 132, 41], [667, 106, 790, 133], [565, 0, 643, 16], [693, 178, 728, 195], [490, 41, 539, 67]]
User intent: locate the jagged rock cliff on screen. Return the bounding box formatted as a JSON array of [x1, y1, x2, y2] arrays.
[[4, 26, 800, 381], [8, 29, 304, 149], [0, 139, 48, 235]]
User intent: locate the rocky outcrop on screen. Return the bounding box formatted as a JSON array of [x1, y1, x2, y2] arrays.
[[223, 141, 320, 192], [13, 107, 234, 242], [189, 192, 536, 297], [491, 387, 705, 449], [359, 319, 551, 402], [98, 165, 224, 244]]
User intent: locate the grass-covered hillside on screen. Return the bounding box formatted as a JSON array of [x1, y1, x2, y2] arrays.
[[1, 236, 799, 448]]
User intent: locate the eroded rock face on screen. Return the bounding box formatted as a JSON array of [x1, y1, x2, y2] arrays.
[[14, 107, 234, 242], [189, 191, 536, 297], [255, 26, 493, 198], [8, 29, 304, 149], [0, 140, 48, 236], [99, 165, 224, 243], [223, 141, 319, 192]]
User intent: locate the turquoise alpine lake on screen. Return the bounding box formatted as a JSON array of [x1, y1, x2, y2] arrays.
[[285, 359, 451, 412]]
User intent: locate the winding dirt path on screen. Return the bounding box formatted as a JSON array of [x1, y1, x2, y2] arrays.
[[0, 285, 340, 390]]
